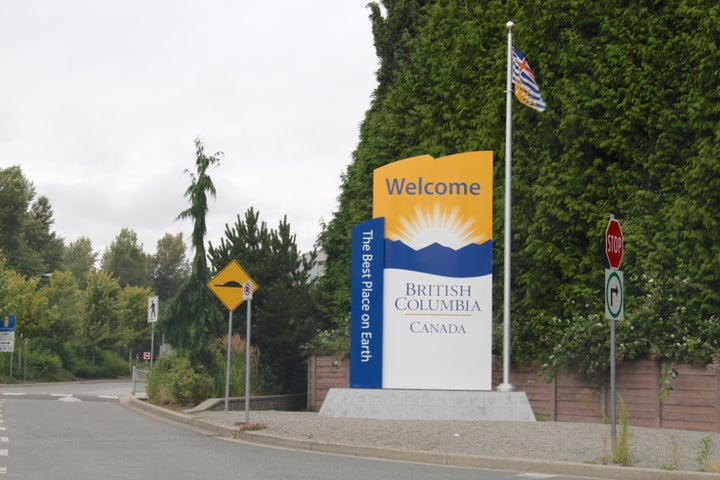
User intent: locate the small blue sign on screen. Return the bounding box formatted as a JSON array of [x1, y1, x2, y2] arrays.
[[0, 314, 16, 352], [350, 218, 384, 388], [0, 314, 15, 332]]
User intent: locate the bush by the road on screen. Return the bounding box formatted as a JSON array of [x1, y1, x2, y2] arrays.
[[146, 352, 213, 406]]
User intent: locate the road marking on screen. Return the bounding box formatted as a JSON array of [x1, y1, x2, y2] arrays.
[[97, 395, 119, 400], [0, 427, 6, 432], [57, 396, 82, 403], [1, 393, 24, 396], [1, 399, 7, 477], [50, 394, 72, 397], [1, 399, 7, 476], [515, 475, 557, 479]]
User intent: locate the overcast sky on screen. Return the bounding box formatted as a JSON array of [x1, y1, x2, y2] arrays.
[[0, 1, 379, 259]]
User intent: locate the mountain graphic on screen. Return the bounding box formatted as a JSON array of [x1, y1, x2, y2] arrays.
[[384, 239, 492, 277]]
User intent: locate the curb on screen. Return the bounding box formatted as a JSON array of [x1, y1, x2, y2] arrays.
[[120, 395, 231, 437], [120, 396, 718, 480]]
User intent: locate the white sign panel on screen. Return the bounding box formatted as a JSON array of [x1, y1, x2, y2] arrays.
[[605, 269, 624, 321], [382, 270, 492, 390], [148, 296, 159, 323]]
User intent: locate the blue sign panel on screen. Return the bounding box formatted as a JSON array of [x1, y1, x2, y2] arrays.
[[350, 217, 384, 388], [0, 314, 15, 332], [0, 314, 16, 353]]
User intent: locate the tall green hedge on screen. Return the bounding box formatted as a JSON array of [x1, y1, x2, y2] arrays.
[[317, 1, 720, 380]]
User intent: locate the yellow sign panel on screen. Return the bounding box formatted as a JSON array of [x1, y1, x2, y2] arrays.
[[207, 260, 258, 311], [373, 151, 493, 249]]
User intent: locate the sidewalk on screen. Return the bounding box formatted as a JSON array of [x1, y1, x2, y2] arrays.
[[121, 395, 720, 480]]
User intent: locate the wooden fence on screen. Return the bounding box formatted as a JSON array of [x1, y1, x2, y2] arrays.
[[307, 354, 350, 412], [307, 355, 720, 432]]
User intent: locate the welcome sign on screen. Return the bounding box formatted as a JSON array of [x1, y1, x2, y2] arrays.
[[350, 151, 493, 390]]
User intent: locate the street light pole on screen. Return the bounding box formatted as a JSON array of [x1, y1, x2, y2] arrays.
[[23, 336, 28, 381]]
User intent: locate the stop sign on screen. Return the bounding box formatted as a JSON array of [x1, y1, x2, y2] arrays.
[[606, 217, 623, 269]]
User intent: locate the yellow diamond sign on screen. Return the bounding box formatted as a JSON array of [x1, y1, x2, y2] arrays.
[[207, 260, 258, 311]]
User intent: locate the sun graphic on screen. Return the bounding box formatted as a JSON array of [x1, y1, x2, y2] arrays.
[[390, 204, 487, 251]]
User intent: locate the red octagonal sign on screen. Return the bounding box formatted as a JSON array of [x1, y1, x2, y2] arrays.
[[606, 217, 623, 269]]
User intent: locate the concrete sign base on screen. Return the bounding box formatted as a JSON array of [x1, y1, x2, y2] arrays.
[[319, 388, 535, 422]]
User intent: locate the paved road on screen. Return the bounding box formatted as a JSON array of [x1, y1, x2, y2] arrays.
[[1, 382, 594, 480], [0, 380, 131, 398]]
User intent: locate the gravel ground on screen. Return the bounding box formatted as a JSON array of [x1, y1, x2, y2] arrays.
[[191, 410, 720, 473]]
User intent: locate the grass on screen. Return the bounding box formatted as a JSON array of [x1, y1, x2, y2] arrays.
[[660, 436, 681, 470], [611, 393, 635, 466], [696, 436, 719, 472]]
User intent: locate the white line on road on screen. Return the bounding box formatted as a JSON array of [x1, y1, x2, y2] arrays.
[[0, 449, 7, 456], [57, 396, 82, 403], [1, 393, 25, 396], [0, 437, 7, 443], [515, 475, 557, 479], [97, 395, 119, 400]]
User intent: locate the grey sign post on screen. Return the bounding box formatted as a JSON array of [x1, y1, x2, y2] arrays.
[[242, 281, 253, 424], [148, 296, 158, 370], [225, 309, 233, 413], [605, 214, 624, 459]]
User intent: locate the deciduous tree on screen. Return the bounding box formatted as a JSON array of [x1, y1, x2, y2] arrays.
[[101, 228, 151, 288], [152, 233, 190, 302]]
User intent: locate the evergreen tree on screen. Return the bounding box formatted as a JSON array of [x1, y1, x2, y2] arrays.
[[161, 138, 224, 366], [0, 166, 64, 275], [208, 208, 320, 392], [26, 196, 65, 272]]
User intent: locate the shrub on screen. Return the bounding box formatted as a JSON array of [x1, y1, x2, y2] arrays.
[[27, 351, 74, 381], [71, 351, 127, 379], [3, 343, 74, 382], [146, 352, 214, 406]]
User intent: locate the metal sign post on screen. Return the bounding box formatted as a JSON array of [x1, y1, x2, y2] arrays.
[[243, 281, 253, 424], [224, 309, 233, 413], [207, 261, 258, 417], [148, 296, 158, 370], [605, 215, 624, 459], [610, 310, 616, 457]]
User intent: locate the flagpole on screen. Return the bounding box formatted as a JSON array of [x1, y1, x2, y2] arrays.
[[498, 20, 515, 392]]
